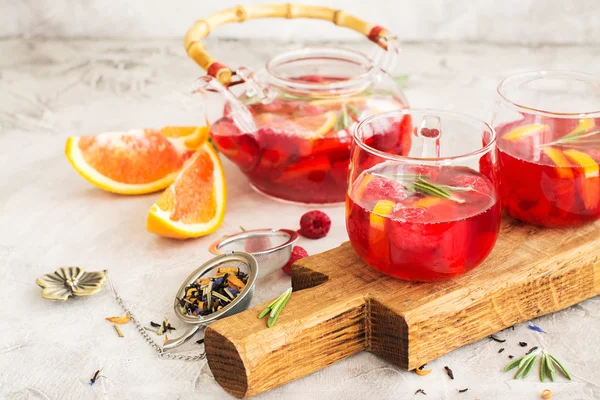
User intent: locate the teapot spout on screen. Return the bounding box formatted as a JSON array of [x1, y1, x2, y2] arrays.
[[191, 75, 257, 134]]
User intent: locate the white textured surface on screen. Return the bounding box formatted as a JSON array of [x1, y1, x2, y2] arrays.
[[0, 39, 599, 400], [2, 0, 600, 44]]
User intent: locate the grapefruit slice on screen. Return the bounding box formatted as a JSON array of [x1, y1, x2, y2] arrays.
[[66, 126, 209, 195], [147, 142, 226, 239], [256, 111, 337, 138], [502, 124, 547, 141]]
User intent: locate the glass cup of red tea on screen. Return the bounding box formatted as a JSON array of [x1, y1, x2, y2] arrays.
[[346, 109, 501, 281], [493, 71, 600, 227]]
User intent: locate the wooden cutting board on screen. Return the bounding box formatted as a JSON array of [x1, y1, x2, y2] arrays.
[[204, 217, 600, 398]]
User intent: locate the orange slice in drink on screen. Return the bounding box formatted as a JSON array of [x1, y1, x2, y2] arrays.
[[370, 200, 396, 229], [369, 200, 395, 264], [65, 126, 208, 195], [564, 149, 600, 178], [414, 197, 442, 208], [297, 111, 337, 137], [502, 124, 547, 141], [565, 118, 595, 136], [563, 149, 600, 210], [147, 142, 226, 239], [541, 147, 575, 179], [308, 96, 370, 109]]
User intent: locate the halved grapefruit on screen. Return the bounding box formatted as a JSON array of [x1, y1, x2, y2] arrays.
[[147, 142, 226, 239], [65, 126, 208, 195]]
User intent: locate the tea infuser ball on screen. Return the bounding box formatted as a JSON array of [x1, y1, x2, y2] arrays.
[[163, 251, 258, 350]]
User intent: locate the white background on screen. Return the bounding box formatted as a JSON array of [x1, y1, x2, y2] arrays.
[[2, 0, 600, 44]]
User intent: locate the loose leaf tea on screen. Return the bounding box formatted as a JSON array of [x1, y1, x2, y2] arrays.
[[444, 366, 454, 380], [113, 324, 124, 338], [179, 267, 248, 317], [490, 335, 506, 343], [90, 369, 103, 385]]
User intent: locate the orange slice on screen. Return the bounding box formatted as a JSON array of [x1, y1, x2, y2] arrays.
[[370, 200, 395, 229], [502, 124, 547, 141], [147, 142, 226, 239], [309, 96, 370, 108], [159, 125, 210, 149], [295, 111, 337, 137], [414, 196, 442, 208], [563, 149, 600, 210], [541, 147, 574, 179], [563, 149, 599, 179], [565, 119, 595, 136], [66, 126, 208, 195]]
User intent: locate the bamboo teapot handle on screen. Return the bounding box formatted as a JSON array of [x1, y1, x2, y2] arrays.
[[184, 4, 396, 86]]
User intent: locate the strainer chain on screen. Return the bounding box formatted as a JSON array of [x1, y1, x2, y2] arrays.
[[108, 272, 205, 362]]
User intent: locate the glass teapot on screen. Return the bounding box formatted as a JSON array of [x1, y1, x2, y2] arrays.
[[185, 4, 410, 204]]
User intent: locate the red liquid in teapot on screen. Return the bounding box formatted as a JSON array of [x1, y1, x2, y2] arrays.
[[210, 75, 409, 204]]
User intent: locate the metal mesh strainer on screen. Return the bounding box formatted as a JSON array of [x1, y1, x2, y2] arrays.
[[209, 229, 299, 276], [163, 252, 258, 350]]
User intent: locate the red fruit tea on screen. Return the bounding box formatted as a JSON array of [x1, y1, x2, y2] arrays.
[[496, 116, 600, 227], [210, 75, 409, 204], [346, 166, 501, 281]]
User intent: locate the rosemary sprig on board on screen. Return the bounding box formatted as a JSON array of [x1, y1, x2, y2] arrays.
[[258, 288, 292, 328], [504, 349, 572, 382], [541, 129, 600, 149]]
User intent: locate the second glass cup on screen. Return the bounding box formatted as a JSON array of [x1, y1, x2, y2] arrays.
[[493, 71, 600, 227], [346, 109, 501, 281]]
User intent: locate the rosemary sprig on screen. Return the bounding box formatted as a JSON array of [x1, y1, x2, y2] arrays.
[[504, 349, 572, 382], [258, 288, 292, 328], [334, 103, 354, 131], [405, 177, 466, 204], [541, 129, 600, 149]]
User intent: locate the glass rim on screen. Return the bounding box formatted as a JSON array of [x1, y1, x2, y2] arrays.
[[353, 108, 496, 164], [265, 47, 375, 93], [497, 70, 600, 118]]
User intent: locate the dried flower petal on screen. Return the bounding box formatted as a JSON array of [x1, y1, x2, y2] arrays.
[[105, 314, 130, 324], [528, 324, 546, 333]]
